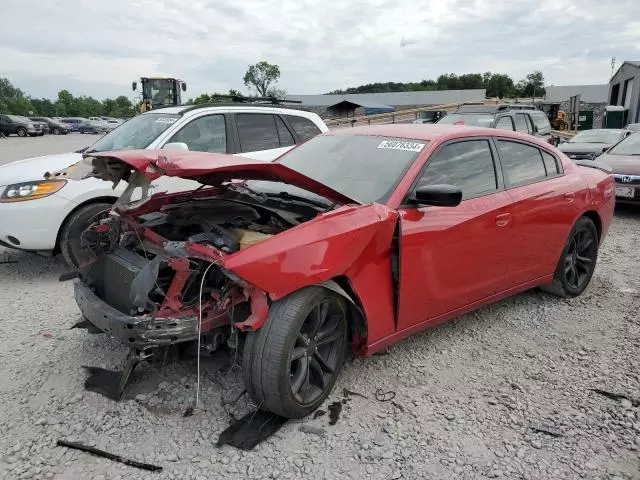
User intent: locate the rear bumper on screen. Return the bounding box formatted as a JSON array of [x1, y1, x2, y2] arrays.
[[74, 280, 199, 348]]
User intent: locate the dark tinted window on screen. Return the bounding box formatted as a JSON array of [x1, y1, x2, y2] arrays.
[[514, 114, 529, 133], [284, 115, 322, 142], [275, 116, 295, 147], [497, 140, 547, 186], [167, 114, 226, 153], [541, 151, 560, 175], [416, 140, 498, 199], [277, 135, 427, 203], [236, 114, 281, 152], [530, 112, 551, 134], [495, 116, 514, 131]]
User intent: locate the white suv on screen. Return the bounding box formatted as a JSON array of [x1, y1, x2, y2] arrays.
[[0, 104, 328, 265]]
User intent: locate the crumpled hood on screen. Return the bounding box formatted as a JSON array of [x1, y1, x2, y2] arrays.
[[0, 152, 83, 186], [558, 142, 611, 154], [46, 149, 360, 206]]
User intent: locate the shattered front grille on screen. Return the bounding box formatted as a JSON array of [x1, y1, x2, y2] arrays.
[[102, 249, 148, 314]]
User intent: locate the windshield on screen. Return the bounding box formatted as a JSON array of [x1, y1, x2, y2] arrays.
[[570, 130, 622, 144], [7, 115, 31, 123], [437, 113, 495, 127], [143, 79, 176, 107], [87, 113, 179, 152], [608, 132, 640, 156], [251, 135, 426, 204]]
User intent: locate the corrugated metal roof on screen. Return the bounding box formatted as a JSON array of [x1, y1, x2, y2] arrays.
[[544, 85, 608, 103], [286, 89, 486, 107], [327, 99, 393, 109]]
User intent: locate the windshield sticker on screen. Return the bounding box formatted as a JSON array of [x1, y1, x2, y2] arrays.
[[154, 117, 177, 124], [377, 140, 425, 152]]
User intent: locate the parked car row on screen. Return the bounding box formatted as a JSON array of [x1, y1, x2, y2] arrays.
[[0, 115, 125, 137]]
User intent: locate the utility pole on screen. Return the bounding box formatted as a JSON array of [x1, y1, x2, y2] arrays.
[[611, 57, 616, 79]]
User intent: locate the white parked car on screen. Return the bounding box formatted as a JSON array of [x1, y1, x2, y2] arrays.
[[0, 104, 328, 266]]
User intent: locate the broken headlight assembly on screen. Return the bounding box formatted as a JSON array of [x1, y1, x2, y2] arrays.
[[0, 180, 67, 202]]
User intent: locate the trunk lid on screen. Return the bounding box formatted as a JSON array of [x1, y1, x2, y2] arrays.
[[46, 149, 360, 206]]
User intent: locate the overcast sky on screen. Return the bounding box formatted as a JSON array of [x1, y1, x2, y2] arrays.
[[2, 0, 639, 101]]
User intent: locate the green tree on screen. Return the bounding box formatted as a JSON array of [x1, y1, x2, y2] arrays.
[[243, 61, 281, 96], [515, 71, 545, 98], [193, 93, 212, 105], [485, 74, 515, 98]]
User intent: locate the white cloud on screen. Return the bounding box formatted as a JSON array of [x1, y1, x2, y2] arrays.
[[1, 0, 639, 99]]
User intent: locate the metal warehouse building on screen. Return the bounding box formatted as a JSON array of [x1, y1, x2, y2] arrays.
[[608, 61, 640, 126], [286, 89, 486, 118]]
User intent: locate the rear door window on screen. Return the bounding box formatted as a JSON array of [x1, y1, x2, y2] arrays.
[[514, 114, 530, 134], [284, 115, 322, 142], [530, 112, 551, 135], [275, 116, 295, 147], [236, 113, 281, 152], [495, 116, 515, 131], [497, 140, 548, 187]]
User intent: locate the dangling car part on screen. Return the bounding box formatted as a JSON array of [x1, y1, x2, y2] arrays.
[[54, 124, 614, 418]]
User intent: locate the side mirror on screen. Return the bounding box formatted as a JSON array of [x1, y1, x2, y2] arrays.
[[181, 82, 187, 92], [162, 142, 189, 152], [408, 184, 462, 207], [602, 146, 609, 153], [132, 81, 137, 91]]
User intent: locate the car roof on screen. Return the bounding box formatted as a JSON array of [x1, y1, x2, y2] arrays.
[[143, 104, 321, 122], [327, 124, 553, 147]]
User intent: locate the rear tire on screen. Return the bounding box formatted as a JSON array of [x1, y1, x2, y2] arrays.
[[59, 202, 113, 267], [540, 216, 599, 298], [17, 127, 27, 137], [243, 287, 348, 418]]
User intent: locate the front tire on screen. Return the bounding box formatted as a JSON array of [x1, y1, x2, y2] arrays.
[[16, 127, 27, 137], [243, 287, 348, 418], [541, 216, 599, 298], [59, 202, 112, 267], [52, 127, 60, 135]]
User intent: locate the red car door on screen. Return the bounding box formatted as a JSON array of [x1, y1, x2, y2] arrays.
[[396, 138, 514, 331], [494, 139, 584, 285]]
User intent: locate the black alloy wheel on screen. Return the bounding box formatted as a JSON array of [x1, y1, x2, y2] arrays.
[[243, 287, 348, 418], [289, 298, 346, 406], [541, 216, 599, 298], [563, 224, 597, 291]]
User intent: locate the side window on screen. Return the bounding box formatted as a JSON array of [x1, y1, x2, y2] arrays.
[[415, 140, 498, 200], [236, 113, 281, 152], [495, 116, 514, 131], [514, 114, 529, 133], [275, 116, 295, 147], [541, 150, 560, 176], [284, 115, 322, 142], [531, 112, 551, 135], [167, 114, 226, 153], [497, 140, 547, 187]]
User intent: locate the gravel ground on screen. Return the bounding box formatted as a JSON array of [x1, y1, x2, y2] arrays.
[[0, 208, 639, 480], [0, 134, 97, 166], [0, 132, 639, 480]]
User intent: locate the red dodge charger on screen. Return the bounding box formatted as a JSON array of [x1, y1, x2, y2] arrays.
[[53, 124, 615, 418]]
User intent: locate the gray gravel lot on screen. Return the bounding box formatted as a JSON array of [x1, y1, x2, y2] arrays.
[[0, 137, 639, 479], [0, 133, 98, 166]]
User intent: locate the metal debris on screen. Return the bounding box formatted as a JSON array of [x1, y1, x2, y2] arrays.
[[56, 439, 162, 472]]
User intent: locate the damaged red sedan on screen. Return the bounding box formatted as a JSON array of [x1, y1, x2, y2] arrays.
[[52, 124, 615, 418]]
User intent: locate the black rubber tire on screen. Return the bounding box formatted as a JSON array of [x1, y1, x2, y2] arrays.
[[243, 286, 348, 418], [16, 127, 27, 137], [540, 216, 599, 298], [59, 202, 112, 267], [52, 127, 60, 135]]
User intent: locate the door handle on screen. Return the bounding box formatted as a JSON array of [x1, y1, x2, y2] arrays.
[[564, 193, 575, 203], [495, 213, 511, 227]]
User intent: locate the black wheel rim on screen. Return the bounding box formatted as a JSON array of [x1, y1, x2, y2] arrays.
[[289, 298, 345, 405], [564, 227, 597, 290]]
